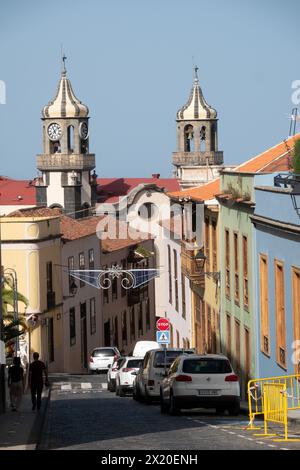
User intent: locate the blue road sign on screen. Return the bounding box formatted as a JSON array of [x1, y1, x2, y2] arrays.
[[156, 330, 170, 344]]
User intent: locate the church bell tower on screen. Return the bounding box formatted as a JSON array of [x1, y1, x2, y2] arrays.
[[36, 57, 97, 217], [172, 67, 224, 189]]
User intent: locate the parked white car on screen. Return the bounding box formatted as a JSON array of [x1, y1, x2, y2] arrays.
[[133, 348, 193, 403], [89, 347, 120, 374], [160, 354, 240, 415], [107, 356, 125, 392], [115, 357, 144, 396]]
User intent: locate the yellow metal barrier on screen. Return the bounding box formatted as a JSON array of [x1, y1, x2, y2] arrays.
[[247, 374, 300, 442]]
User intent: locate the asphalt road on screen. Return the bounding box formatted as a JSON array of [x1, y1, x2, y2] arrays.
[[38, 374, 300, 451]]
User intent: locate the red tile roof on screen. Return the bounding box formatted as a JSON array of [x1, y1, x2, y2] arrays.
[[0, 175, 180, 207], [233, 134, 299, 173], [61, 215, 105, 241], [168, 178, 220, 202], [6, 206, 152, 249], [0, 177, 36, 205], [168, 135, 300, 202], [97, 177, 180, 203], [8, 207, 62, 218]]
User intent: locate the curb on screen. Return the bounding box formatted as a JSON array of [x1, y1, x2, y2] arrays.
[[26, 386, 51, 450]]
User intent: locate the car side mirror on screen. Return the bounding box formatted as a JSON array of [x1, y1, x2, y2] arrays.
[[131, 371, 138, 376], [108, 364, 111, 368]]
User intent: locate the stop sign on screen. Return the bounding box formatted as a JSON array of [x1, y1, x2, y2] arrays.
[[156, 318, 170, 331]]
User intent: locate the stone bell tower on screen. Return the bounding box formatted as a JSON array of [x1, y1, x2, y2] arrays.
[[36, 57, 97, 218], [172, 67, 224, 189]]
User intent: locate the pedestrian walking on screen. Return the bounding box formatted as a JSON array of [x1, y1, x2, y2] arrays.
[[8, 357, 25, 412], [29, 352, 48, 411]]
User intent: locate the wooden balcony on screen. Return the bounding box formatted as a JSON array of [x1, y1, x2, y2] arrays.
[[181, 243, 205, 287], [127, 290, 140, 306]]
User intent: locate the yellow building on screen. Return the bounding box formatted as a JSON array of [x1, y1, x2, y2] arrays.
[[1, 213, 63, 371], [169, 179, 221, 354]]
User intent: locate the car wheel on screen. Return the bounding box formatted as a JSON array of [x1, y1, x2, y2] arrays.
[[215, 406, 225, 415], [160, 391, 168, 414], [90, 370, 95, 375], [119, 387, 125, 397], [134, 385, 143, 402], [116, 384, 120, 396], [107, 381, 112, 392], [227, 402, 240, 416], [169, 391, 180, 416], [144, 387, 152, 405]]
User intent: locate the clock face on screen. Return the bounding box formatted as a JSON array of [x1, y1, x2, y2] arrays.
[[48, 122, 62, 141], [79, 122, 89, 140]]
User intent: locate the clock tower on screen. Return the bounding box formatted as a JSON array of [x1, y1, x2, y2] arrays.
[[172, 67, 224, 189], [36, 58, 97, 218]]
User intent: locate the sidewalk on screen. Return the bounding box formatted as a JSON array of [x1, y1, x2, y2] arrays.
[[0, 388, 50, 450], [240, 400, 300, 423]]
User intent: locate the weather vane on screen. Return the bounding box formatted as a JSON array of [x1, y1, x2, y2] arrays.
[[61, 45, 67, 74]]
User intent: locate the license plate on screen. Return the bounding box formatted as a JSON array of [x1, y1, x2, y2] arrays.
[[198, 389, 220, 396]]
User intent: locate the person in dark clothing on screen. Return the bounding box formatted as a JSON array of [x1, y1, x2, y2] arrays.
[[29, 352, 48, 411], [8, 357, 24, 411]]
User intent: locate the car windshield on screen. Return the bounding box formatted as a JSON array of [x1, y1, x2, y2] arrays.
[[92, 349, 115, 357], [153, 351, 183, 368], [182, 358, 232, 374], [127, 359, 143, 368]]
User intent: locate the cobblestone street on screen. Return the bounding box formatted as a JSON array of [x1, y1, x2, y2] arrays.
[[37, 374, 300, 451]]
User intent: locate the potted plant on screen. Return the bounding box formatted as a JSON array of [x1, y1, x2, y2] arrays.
[[292, 139, 300, 178]]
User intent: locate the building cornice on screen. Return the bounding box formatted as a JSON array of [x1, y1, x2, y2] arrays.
[[250, 214, 300, 236]]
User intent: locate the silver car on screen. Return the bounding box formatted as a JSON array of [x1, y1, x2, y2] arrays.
[[89, 347, 120, 374]]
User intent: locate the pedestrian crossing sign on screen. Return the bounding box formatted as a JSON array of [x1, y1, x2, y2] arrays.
[[156, 330, 170, 344]]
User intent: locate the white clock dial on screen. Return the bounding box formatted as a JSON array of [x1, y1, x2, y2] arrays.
[[79, 122, 89, 140], [48, 122, 62, 141]]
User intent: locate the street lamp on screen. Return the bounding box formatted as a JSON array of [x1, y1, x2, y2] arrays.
[[195, 250, 221, 282], [195, 250, 207, 271]]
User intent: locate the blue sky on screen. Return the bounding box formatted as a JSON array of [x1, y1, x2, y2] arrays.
[[0, 0, 299, 179]]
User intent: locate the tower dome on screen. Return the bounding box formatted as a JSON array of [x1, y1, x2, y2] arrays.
[[177, 67, 217, 120], [42, 63, 89, 119]]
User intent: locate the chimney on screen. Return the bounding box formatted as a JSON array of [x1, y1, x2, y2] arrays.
[[152, 173, 160, 179]]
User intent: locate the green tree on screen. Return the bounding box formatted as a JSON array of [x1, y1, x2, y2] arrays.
[[2, 277, 28, 346], [292, 139, 300, 174]]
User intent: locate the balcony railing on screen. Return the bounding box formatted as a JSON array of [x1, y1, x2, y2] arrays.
[[47, 291, 56, 310], [127, 290, 141, 306], [37, 154, 95, 171], [181, 243, 205, 286], [172, 151, 223, 166]]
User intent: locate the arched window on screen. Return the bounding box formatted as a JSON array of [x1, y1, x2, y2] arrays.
[[67, 126, 74, 153], [184, 125, 194, 152], [200, 126, 206, 151], [81, 202, 90, 218], [138, 202, 158, 221], [210, 123, 216, 151], [50, 141, 61, 153]]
